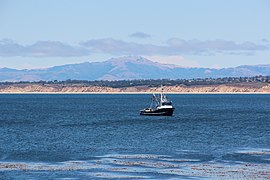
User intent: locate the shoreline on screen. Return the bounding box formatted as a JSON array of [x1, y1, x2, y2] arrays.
[[1, 91, 270, 94], [0, 83, 269, 94]]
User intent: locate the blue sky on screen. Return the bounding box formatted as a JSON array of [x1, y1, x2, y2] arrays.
[[0, 0, 270, 69]]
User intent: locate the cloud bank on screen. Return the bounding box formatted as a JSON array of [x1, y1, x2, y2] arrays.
[[82, 38, 268, 56], [0, 38, 268, 57], [0, 39, 90, 57]]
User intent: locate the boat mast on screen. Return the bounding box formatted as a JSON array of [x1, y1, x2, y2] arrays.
[[160, 84, 163, 104]]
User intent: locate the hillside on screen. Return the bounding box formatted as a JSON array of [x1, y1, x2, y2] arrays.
[[0, 56, 269, 81]]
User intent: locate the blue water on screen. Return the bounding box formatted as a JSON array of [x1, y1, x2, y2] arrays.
[[0, 94, 269, 179]]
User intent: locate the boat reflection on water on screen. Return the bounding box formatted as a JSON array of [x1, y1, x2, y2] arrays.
[[140, 92, 174, 116]]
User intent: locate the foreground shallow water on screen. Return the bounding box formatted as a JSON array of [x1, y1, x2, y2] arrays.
[[1, 151, 270, 179]]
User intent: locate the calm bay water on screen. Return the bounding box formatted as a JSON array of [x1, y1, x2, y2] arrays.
[[0, 94, 269, 179]]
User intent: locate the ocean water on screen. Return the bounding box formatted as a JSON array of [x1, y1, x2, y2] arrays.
[[0, 94, 269, 179]]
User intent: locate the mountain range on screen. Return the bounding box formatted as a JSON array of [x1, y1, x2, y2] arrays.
[[0, 56, 269, 81]]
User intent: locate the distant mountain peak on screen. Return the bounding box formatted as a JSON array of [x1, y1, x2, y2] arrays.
[[0, 56, 269, 81], [107, 56, 180, 70], [106, 56, 161, 71], [108, 56, 153, 64]]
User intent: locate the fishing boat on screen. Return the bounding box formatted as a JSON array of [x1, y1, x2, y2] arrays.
[[140, 92, 174, 116]]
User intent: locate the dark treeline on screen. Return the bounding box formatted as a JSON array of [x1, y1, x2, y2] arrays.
[[0, 75, 269, 88]]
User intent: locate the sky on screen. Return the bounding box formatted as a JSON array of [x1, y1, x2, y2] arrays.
[[0, 0, 270, 69]]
